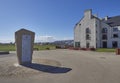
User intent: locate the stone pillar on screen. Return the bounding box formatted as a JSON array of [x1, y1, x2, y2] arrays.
[[15, 29, 35, 65]]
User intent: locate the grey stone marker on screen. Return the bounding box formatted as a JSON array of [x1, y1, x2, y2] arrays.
[[15, 29, 35, 65]]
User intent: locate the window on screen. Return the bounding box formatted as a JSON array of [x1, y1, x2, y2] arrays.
[[103, 41, 107, 48], [75, 42, 80, 47], [112, 41, 118, 48], [86, 34, 91, 40], [86, 28, 91, 40], [113, 34, 118, 38], [86, 42, 90, 48], [113, 28, 118, 32], [102, 28, 107, 33], [86, 28, 91, 34], [95, 24, 97, 27], [102, 34, 107, 40]]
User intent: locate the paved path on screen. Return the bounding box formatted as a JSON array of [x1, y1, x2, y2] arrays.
[[0, 50, 120, 83]]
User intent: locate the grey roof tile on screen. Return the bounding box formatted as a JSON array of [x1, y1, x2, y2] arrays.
[[102, 16, 120, 27]]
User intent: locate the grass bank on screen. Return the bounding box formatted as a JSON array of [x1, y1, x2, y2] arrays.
[[96, 48, 115, 52], [0, 44, 15, 51], [0, 44, 56, 51]]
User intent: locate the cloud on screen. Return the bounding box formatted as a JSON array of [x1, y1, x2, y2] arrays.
[[0, 39, 15, 43], [35, 36, 73, 42], [0, 36, 55, 43], [62, 37, 73, 40], [35, 36, 56, 42], [0, 36, 73, 43]]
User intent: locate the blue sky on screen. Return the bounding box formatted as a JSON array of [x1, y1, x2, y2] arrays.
[[0, 0, 120, 43]]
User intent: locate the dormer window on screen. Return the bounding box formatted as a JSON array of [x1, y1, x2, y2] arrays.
[[113, 28, 118, 32]]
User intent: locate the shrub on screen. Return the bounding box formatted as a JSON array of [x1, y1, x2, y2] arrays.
[[46, 48, 50, 50]]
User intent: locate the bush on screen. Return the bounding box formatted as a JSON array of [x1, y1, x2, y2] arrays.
[[90, 48, 96, 51], [46, 48, 50, 50], [56, 46, 61, 49], [33, 48, 39, 51], [81, 48, 86, 50]]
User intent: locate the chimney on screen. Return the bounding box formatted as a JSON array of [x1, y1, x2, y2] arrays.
[[94, 14, 98, 17], [84, 9, 92, 19], [105, 16, 108, 20]]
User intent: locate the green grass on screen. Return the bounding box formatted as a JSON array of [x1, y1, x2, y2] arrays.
[[96, 48, 116, 52], [0, 44, 116, 52], [0, 44, 56, 51], [0, 44, 16, 51]]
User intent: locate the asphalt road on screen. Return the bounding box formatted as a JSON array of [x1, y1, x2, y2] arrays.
[[0, 49, 120, 83]]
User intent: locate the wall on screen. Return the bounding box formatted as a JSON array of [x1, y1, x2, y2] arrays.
[[100, 22, 111, 48], [95, 19, 101, 48], [74, 23, 81, 47], [74, 10, 96, 48], [109, 26, 120, 48], [74, 9, 120, 48]]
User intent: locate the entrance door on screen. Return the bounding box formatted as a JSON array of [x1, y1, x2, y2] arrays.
[[22, 35, 31, 62], [103, 41, 107, 48], [112, 41, 118, 48]]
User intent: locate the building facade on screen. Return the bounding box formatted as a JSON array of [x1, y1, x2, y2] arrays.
[[74, 9, 120, 48]]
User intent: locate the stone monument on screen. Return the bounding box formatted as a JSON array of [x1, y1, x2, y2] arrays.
[[15, 29, 35, 65]]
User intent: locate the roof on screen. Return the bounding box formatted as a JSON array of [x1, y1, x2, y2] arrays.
[[92, 15, 101, 21], [15, 28, 35, 35], [102, 16, 120, 27]]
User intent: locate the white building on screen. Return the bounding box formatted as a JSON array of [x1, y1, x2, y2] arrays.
[[74, 9, 120, 48]]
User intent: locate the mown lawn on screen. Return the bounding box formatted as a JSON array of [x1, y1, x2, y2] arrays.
[[0, 44, 56, 51], [96, 48, 116, 52], [0, 44, 116, 52], [0, 44, 16, 51]]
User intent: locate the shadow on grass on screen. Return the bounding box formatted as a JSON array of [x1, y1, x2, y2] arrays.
[[22, 63, 72, 74]]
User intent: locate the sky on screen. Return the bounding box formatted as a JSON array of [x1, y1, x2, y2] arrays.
[[0, 0, 120, 43]]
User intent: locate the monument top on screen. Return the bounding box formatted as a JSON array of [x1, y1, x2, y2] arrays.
[[15, 28, 35, 35]]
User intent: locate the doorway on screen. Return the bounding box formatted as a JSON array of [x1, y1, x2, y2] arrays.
[[86, 42, 90, 48], [102, 41, 107, 48], [112, 41, 118, 48]]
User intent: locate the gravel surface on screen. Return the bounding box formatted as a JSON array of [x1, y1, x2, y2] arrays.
[[0, 51, 61, 78], [0, 50, 120, 83]]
